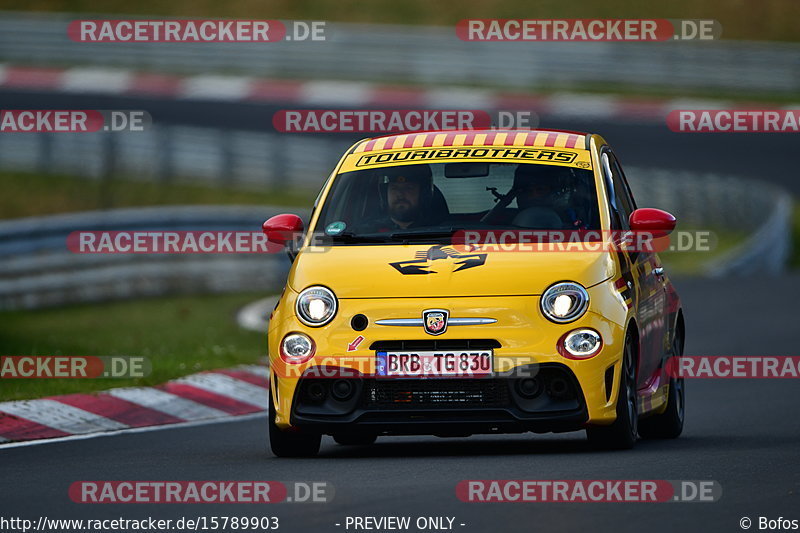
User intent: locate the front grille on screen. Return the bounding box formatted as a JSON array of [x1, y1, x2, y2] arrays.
[[365, 379, 510, 408], [369, 339, 501, 351]]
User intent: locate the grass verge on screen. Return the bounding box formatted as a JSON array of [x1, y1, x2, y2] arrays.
[[658, 229, 748, 275], [0, 170, 314, 220], [0, 293, 268, 401]]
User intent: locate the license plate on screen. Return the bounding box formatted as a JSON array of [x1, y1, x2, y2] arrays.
[[376, 350, 493, 377]]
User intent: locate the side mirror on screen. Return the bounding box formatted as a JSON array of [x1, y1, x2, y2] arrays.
[[629, 208, 676, 238], [262, 214, 304, 246]]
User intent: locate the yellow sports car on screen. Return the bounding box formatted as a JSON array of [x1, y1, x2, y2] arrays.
[[263, 129, 685, 456]]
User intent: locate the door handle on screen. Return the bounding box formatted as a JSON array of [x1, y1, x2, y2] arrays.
[[652, 267, 664, 277]]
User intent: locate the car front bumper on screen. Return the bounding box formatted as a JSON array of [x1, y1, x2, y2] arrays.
[[284, 363, 589, 436], [269, 293, 628, 431]]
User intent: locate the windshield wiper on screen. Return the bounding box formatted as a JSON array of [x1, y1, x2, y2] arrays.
[[329, 232, 393, 244], [389, 228, 459, 241]]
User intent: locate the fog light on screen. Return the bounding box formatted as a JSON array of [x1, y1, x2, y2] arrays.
[[331, 379, 355, 401], [306, 382, 327, 402], [559, 329, 602, 359], [515, 377, 543, 399], [280, 333, 316, 364], [547, 376, 574, 400]]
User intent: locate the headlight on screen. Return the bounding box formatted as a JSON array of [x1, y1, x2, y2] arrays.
[[296, 286, 338, 326], [561, 329, 602, 359], [280, 333, 316, 364], [540, 282, 589, 323]]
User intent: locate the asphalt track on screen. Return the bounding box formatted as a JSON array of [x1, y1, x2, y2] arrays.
[[1, 89, 799, 533], [1, 275, 799, 533]]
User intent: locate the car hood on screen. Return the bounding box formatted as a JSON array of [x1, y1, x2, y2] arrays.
[[288, 244, 615, 298]]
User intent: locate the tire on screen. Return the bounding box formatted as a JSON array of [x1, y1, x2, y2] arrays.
[[268, 392, 321, 458], [333, 433, 378, 446], [638, 327, 685, 439], [587, 334, 638, 450]]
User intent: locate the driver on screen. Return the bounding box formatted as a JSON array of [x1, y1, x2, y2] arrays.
[[368, 165, 434, 231]]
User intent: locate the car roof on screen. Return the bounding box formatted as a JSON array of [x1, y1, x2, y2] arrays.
[[350, 129, 592, 154]]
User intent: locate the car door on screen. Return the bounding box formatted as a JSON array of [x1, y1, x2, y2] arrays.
[[601, 148, 668, 387]]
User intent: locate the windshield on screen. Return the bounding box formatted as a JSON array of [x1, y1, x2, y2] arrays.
[[314, 162, 599, 243]]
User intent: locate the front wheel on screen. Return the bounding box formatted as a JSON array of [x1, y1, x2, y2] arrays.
[[269, 393, 320, 458], [586, 334, 638, 450], [639, 328, 685, 439]]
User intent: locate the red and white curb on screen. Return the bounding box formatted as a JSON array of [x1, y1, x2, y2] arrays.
[[0, 364, 269, 444], [4, 63, 793, 123]]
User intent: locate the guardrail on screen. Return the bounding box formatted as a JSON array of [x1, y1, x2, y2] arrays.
[[0, 126, 348, 191], [0, 206, 308, 310], [625, 167, 792, 276], [703, 193, 792, 277], [1, 12, 799, 93]]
